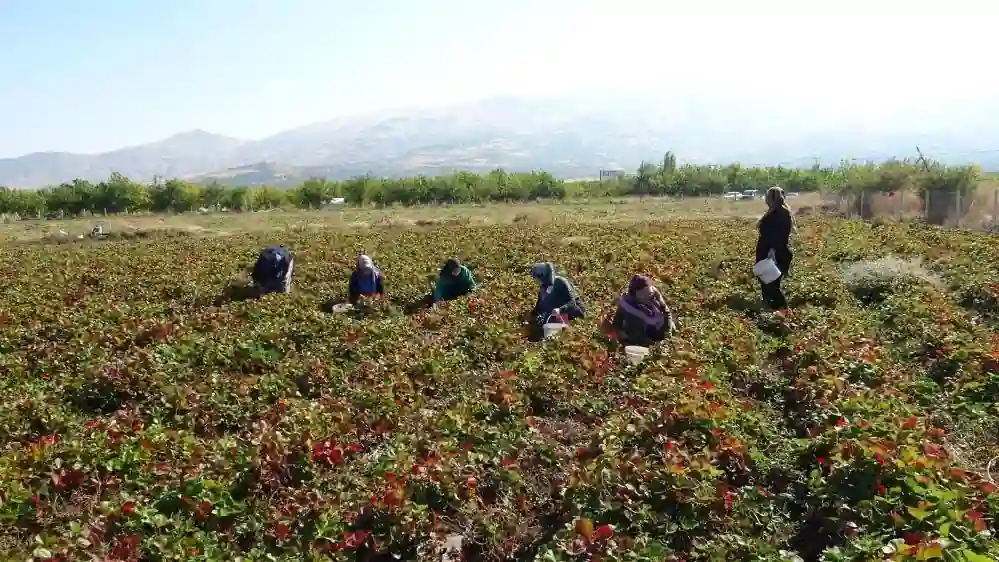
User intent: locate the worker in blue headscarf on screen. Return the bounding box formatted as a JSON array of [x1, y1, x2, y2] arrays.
[[529, 262, 585, 326]]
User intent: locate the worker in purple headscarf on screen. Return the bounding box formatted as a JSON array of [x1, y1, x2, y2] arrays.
[[603, 275, 676, 345]]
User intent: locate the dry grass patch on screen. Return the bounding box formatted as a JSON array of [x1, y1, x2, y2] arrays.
[[842, 255, 943, 305]]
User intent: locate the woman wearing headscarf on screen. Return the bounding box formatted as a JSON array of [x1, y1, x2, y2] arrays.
[[604, 275, 676, 345], [756, 185, 794, 309], [430, 258, 477, 304], [348, 254, 385, 304], [529, 262, 586, 325], [251, 245, 294, 295]]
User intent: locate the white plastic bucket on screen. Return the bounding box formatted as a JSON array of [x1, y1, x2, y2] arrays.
[[753, 258, 782, 284], [542, 323, 566, 339], [624, 345, 650, 365], [541, 314, 567, 339], [331, 303, 354, 313]]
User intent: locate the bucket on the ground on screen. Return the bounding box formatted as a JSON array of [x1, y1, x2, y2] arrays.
[[331, 303, 354, 313], [624, 345, 650, 365], [753, 258, 782, 284]]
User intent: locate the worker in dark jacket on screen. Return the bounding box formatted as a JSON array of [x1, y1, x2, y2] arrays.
[[529, 262, 585, 326], [755, 186, 794, 309], [348, 254, 385, 304], [603, 274, 676, 345], [430, 258, 477, 304], [252, 245, 294, 295]]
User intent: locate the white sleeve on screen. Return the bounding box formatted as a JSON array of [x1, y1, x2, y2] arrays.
[[283, 259, 295, 291]]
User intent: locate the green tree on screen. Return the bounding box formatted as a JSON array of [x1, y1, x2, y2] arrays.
[[150, 179, 202, 213], [633, 161, 657, 197], [342, 175, 376, 205], [226, 187, 253, 211], [529, 171, 564, 199], [296, 177, 332, 209], [93, 172, 149, 213], [253, 186, 288, 210], [0, 187, 47, 216], [662, 151, 677, 173], [41, 179, 95, 216], [200, 181, 229, 209]]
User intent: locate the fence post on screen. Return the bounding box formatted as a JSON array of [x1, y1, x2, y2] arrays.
[[924, 190, 930, 222], [956, 190, 962, 228], [898, 190, 904, 219]]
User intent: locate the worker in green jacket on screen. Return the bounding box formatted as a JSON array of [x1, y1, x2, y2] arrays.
[[430, 258, 477, 304]]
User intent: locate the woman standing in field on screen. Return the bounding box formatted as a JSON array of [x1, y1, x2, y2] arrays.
[[755, 186, 794, 309]]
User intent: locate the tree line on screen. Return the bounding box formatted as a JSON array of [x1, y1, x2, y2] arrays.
[[0, 153, 981, 219]]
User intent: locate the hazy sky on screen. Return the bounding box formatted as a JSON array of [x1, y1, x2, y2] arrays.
[[0, 0, 993, 157]]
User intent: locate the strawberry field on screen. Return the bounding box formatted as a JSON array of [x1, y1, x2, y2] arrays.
[[2, 216, 999, 561]]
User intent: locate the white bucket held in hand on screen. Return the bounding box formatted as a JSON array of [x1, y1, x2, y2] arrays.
[[753, 258, 782, 284], [624, 345, 650, 365], [542, 323, 567, 339], [541, 314, 567, 339]]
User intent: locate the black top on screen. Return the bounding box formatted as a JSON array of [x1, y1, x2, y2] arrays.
[[755, 208, 793, 263], [252, 246, 292, 284]]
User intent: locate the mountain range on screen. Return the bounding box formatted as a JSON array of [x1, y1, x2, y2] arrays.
[[3, 96, 999, 188]]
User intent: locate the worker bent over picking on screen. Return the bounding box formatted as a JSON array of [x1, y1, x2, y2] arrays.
[[252, 245, 294, 295], [604, 275, 676, 346], [430, 258, 477, 305], [348, 254, 385, 304], [530, 262, 586, 327]]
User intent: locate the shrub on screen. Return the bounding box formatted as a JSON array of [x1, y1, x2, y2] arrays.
[[841, 255, 942, 305], [919, 164, 980, 225]]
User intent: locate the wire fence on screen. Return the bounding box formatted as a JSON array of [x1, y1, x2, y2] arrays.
[[817, 185, 999, 232]]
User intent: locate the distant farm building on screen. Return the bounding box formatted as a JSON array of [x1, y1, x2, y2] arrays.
[[599, 169, 627, 183]]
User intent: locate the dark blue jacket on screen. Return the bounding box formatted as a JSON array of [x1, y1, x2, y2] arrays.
[[252, 246, 292, 285], [348, 268, 385, 303]]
